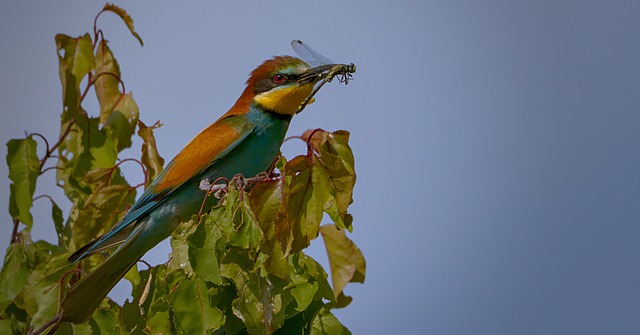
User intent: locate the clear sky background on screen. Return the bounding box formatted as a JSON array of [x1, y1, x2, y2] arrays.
[[1, 1, 639, 334]]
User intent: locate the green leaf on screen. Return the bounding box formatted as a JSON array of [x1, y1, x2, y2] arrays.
[[121, 299, 145, 333], [59, 115, 119, 190], [55, 33, 95, 81], [124, 263, 141, 287], [94, 40, 123, 124], [0, 302, 29, 334], [0, 242, 30, 302], [186, 216, 224, 284], [169, 214, 226, 285], [167, 270, 225, 334], [55, 33, 95, 123], [288, 253, 334, 303], [0, 320, 13, 335], [272, 300, 323, 335], [137, 120, 165, 185], [331, 291, 353, 309], [218, 185, 263, 250], [69, 162, 135, 245], [351, 244, 366, 285], [83, 167, 116, 189], [104, 93, 140, 152], [231, 196, 263, 251], [19, 254, 71, 330], [140, 265, 176, 334], [88, 300, 123, 335], [283, 155, 323, 254], [282, 131, 357, 253], [250, 180, 285, 226], [319, 225, 365, 299], [51, 200, 65, 247], [6, 137, 39, 229], [249, 179, 288, 253], [231, 270, 285, 335], [71, 184, 135, 247], [101, 4, 144, 46], [290, 282, 318, 312], [310, 130, 356, 231], [70, 321, 92, 334], [87, 121, 119, 168], [147, 309, 173, 335], [263, 245, 289, 280], [169, 219, 197, 276], [310, 308, 351, 335]]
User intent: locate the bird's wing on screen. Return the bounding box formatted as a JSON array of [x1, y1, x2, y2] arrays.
[[72, 114, 255, 261]]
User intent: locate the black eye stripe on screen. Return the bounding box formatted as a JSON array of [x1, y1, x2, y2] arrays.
[[253, 72, 303, 94], [254, 78, 277, 94]]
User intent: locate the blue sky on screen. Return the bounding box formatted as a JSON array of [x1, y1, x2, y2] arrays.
[[1, 1, 639, 334]]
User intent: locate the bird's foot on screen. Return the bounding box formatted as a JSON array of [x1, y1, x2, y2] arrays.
[[199, 178, 228, 199]]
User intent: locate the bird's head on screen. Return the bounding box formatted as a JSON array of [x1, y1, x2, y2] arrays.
[[245, 56, 328, 116]]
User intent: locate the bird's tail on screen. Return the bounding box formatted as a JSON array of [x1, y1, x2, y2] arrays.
[[59, 238, 142, 324]]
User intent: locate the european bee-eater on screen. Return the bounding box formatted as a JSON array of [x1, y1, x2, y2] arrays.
[[58, 54, 348, 324]]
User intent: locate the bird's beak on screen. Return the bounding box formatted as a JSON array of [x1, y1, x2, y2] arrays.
[[296, 64, 336, 85], [293, 62, 355, 114]]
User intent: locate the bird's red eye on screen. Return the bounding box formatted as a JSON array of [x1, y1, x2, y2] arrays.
[[273, 74, 286, 83]]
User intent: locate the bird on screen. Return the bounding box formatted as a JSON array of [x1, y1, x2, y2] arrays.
[[57, 54, 340, 324]]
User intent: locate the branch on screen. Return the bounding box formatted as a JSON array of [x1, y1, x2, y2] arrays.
[[10, 218, 20, 244], [39, 119, 75, 173]]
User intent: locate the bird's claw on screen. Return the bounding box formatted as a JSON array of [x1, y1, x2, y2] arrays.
[[199, 178, 227, 199]]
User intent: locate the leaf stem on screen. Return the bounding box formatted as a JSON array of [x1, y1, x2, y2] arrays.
[[30, 132, 50, 157], [32, 194, 55, 203], [10, 218, 20, 244], [90, 71, 126, 96]]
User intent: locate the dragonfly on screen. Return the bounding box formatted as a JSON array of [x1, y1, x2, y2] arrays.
[[291, 39, 356, 113]]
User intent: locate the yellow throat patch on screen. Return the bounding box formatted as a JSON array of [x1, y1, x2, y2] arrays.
[[254, 84, 314, 115]]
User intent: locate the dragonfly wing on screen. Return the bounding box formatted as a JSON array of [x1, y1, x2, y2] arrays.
[[291, 40, 335, 67]]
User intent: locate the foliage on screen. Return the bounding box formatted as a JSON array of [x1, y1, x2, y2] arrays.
[[0, 4, 364, 335]]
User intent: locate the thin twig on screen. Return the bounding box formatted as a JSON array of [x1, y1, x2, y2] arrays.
[[138, 259, 152, 269], [40, 166, 64, 175], [90, 71, 126, 96], [32, 194, 54, 203], [116, 158, 149, 187], [283, 135, 303, 143], [51, 120, 75, 154], [27, 314, 61, 335], [30, 132, 51, 157], [93, 9, 105, 42]]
